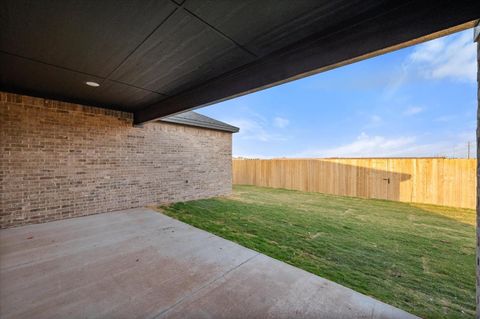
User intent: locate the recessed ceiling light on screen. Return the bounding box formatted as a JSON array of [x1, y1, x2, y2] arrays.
[[85, 81, 100, 87]]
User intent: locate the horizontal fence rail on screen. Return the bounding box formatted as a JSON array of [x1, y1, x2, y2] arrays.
[[232, 158, 477, 209]]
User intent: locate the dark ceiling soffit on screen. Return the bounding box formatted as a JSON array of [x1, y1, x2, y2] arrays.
[[134, 2, 480, 125], [167, 0, 258, 59]]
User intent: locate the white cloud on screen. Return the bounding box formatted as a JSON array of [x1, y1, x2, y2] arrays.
[[381, 30, 475, 100], [383, 64, 409, 99], [433, 115, 455, 122], [225, 114, 288, 142], [409, 30, 476, 82], [273, 117, 289, 128], [403, 106, 423, 116], [370, 115, 382, 123], [362, 114, 383, 129], [295, 132, 475, 158], [298, 133, 415, 157]]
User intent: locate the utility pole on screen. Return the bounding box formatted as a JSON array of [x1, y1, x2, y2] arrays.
[[468, 141, 471, 159]]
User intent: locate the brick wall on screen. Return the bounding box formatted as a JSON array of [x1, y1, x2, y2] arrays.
[[0, 92, 233, 228]]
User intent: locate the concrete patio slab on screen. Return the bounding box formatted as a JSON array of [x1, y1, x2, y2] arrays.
[[0, 208, 417, 319]]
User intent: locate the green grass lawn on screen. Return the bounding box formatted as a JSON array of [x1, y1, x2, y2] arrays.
[[159, 185, 476, 318]]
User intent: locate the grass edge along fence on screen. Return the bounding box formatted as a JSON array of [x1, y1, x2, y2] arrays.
[[232, 158, 476, 209]]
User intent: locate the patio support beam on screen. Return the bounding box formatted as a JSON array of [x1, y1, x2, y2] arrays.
[[476, 20, 480, 318], [134, 2, 480, 124]]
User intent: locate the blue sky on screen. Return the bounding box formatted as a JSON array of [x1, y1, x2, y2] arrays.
[[198, 29, 477, 158]]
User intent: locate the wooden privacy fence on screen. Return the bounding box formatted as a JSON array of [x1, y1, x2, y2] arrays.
[[232, 158, 477, 209]]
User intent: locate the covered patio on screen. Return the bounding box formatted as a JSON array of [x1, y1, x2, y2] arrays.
[[1, 1, 480, 317], [0, 208, 416, 318]]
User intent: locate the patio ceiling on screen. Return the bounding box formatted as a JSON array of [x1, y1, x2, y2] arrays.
[[0, 1, 479, 124]]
